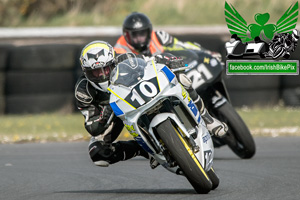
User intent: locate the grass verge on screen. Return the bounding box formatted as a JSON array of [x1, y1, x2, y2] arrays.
[[0, 106, 300, 144]]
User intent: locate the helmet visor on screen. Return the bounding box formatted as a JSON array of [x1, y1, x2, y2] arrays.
[[131, 30, 148, 42], [126, 29, 151, 51], [85, 64, 114, 83]]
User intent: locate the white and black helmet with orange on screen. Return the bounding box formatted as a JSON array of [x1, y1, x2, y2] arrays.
[[80, 40, 116, 91]]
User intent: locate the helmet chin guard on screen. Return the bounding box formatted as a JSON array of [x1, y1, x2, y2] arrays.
[[89, 80, 110, 92]]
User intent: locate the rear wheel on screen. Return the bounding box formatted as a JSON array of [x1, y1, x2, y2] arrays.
[[156, 119, 212, 194], [215, 102, 256, 159]]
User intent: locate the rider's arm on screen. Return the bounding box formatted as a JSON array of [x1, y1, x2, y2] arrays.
[[155, 30, 221, 60], [155, 30, 203, 50], [77, 101, 123, 142], [77, 103, 108, 137], [75, 77, 113, 137]]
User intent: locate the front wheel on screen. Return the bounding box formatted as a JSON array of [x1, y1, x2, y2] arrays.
[[215, 101, 256, 159], [207, 168, 219, 190], [156, 119, 213, 194]]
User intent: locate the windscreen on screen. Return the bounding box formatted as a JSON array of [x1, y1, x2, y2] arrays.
[[110, 57, 147, 87]]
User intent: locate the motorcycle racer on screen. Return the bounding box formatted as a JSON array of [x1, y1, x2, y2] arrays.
[[114, 12, 221, 60], [265, 29, 299, 59], [75, 41, 147, 167], [75, 40, 227, 168]]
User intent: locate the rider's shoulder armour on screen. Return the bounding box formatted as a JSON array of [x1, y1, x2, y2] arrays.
[[75, 76, 93, 104], [155, 30, 173, 46]]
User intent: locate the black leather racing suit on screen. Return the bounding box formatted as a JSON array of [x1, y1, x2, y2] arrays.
[[75, 74, 148, 166]]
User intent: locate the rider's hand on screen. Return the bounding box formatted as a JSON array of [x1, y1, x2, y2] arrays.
[[168, 56, 185, 69], [98, 105, 113, 123], [205, 50, 222, 62], [155, 55, 185, 69]]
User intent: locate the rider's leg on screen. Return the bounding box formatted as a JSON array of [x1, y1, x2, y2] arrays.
[[178, 74, 228, 137], [88, 137, 149, 167]]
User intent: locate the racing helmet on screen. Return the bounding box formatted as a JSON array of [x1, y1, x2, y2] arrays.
[[122, 12, 153, 52], [80, 40, 116, 91]]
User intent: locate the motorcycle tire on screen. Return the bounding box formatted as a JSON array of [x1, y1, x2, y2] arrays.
[[215, 101, 256, 159], [207, 168, 219, 190], [157, 119, 212, 194]]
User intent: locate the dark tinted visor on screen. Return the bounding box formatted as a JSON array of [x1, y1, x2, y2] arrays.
[[85, 64, 114, 83]]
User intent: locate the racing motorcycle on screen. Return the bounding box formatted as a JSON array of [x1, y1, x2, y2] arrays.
[[265, 30, 299, 59], [166, 49, 256, 159], [108, 53, 219, 194], [266, 38, 293, 59]]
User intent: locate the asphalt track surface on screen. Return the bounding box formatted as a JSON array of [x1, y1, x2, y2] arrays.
[[1, 137, 300, 200]]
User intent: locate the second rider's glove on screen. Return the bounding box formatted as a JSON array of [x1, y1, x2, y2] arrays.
[[155, 54, 185, 69]]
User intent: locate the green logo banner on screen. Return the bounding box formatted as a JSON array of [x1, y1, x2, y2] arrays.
[[225, 1, 299, 42], [226, 60, 299, 75]]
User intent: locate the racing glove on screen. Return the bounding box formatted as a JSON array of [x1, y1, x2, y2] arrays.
[[155, 54, 185, 69], [98, 105, 113, 124], [204, 50, 222, 62]]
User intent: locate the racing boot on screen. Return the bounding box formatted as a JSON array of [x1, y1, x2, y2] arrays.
[[178, 74, 228, 137], [195, 97, 228, 137], [88, 137, 149, 167]]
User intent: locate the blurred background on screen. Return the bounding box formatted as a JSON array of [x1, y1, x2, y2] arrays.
[[0, 0, 299, 142]]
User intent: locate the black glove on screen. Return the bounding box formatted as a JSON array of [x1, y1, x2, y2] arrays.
[[98, 105, 113, 123], [203, 50, 222, 62], [155, 54, 185, 69]]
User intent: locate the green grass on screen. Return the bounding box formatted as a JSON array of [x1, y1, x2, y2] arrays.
[[0, 114, 88, 143], [1, 0, 299, 27], [237, 106, 300, 137], [237, 106, 300, 129], [0, 106, 300, 143]]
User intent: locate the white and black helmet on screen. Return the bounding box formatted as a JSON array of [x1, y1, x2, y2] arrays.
[[80, 41, 116, 91]]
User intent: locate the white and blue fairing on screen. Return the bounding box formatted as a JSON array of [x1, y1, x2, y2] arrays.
[[108, 56, 214, 172]]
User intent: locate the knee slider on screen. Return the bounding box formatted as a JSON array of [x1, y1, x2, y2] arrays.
[[88, 141, 115, 167]]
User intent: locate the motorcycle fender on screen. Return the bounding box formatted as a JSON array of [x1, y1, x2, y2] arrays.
[[148, 113, 192, 138]]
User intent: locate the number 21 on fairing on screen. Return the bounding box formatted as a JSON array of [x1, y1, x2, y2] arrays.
[[186, 63, 213, 89]]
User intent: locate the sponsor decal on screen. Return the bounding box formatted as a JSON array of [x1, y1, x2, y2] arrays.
[[202, 132, 211, 144]]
